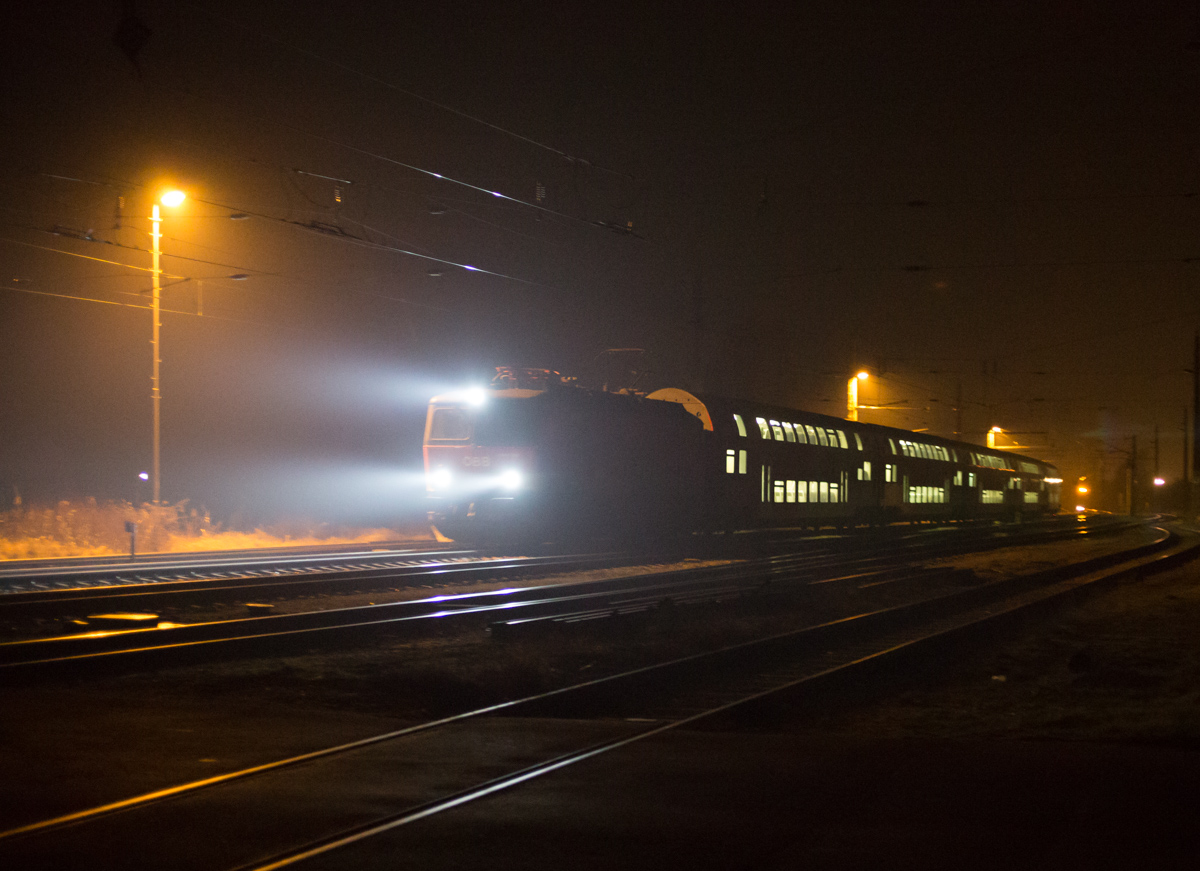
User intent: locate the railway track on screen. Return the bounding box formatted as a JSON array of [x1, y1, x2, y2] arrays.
[[0, 512, 1123, 596], [1, 519, 1192, 870], [0, 514, 1140, 677]]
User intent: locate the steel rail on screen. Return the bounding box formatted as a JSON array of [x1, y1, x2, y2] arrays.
[[0, 541, 466, 585], [0, 550, 641, 620]]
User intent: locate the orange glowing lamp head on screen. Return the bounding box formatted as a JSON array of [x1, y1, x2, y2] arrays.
[[160, 190, 186, 208]]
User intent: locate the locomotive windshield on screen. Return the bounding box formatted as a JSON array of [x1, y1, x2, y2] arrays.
[[429, 407, 473, 441], [472, 399, 539, 446]]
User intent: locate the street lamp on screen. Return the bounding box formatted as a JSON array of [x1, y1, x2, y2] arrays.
[[847, 371, 869, 421], [150, 189, 186, 504]]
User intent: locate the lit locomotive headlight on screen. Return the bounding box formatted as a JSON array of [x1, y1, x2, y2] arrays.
[[430, 467, 453, 490], [498, 468, 523, 491]]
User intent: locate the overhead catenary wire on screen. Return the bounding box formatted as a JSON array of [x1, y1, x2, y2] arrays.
[[0, 236, 187, 280], [175, 0, 631, 180], [2, 230, 449, 315], [33, 68, 642, 243], [0, 280, 336, 335], [191, 198, 547, 287], [273, 125, 642, 236]]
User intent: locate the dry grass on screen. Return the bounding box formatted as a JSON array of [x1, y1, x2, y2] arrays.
[[0, 499, 425, 560]]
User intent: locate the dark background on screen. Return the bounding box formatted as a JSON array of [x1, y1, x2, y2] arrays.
[[2, 1, 1198, 523]]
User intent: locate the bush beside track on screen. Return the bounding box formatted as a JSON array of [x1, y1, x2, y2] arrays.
[[0, 499, 431, 560]]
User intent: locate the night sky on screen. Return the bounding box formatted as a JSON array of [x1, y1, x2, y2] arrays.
[[3, 1, 1198, 523]]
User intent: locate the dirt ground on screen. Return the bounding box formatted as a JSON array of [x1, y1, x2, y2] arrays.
[[786, 551, 1200, 746]]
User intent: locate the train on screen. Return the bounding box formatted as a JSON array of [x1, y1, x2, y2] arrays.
[[422, 367, 1061, 543]]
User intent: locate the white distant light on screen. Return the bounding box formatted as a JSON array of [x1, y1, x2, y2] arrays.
[[498, 468, 523, 491], [464, 387, 487, 406], [1154, 477, 1166, 486], [1075, 505, 1086, 513], [463, 265, 478, 271], [138, 472, 149, 481], [430, 467, 453, 489]]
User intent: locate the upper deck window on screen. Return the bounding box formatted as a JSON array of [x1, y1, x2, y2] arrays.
[[756, 417, 771, 438], [429, 407, 472, 441], [733, 414, 748, 437], [769, 420, 785, 441], [782, 422, 796, 443]]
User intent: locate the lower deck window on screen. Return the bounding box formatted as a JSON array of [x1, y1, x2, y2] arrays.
[[906, 485, 947, 504], [766, 479, 849, 505], [981, 490, 1004, 504]]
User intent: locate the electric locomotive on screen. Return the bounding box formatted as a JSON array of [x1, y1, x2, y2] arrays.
[[423, 368, 706, 542]]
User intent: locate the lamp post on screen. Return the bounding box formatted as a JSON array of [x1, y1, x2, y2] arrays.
[[847, 371, 869, 421], [150, 189, 186, 504]]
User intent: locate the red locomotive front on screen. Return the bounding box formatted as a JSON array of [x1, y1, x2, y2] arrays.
[[423, 385, 541, 542]]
